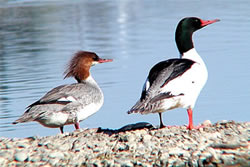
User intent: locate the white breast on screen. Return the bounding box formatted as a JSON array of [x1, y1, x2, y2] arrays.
[[77, 100, 104, 122], [160, 48, 208, 109]]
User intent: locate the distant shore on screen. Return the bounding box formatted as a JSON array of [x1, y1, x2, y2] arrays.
[[0, 121, 249, 166]]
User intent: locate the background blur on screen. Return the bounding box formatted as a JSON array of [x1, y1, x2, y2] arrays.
[[0, 0, 249, 138]]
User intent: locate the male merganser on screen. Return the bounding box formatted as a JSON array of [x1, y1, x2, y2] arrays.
[[128, 17, 219, 129], [13, 51, 112, 133]]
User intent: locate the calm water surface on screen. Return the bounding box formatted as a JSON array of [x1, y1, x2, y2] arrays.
[[0, 0, 249, 138]]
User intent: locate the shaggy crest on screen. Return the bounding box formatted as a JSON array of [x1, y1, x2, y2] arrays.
[[64, 51, 99, 82]]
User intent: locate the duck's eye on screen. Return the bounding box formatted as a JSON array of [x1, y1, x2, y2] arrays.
[[93, 56, 99, 61], [193, 19, 200, 26]]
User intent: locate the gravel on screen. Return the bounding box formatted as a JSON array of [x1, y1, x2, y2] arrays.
[[0, 120, 249, 166]]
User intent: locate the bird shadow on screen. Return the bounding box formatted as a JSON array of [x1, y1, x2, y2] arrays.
[[96, 122, 156, 136]]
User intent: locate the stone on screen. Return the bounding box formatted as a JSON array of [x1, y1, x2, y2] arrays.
[[169, 148, 184, 156], [49, 158, 60, 166], [17, 142, 29, 148], [49, 152, 64, 159], [14, 152, 28, 162], [143, 134, 152, 143], [6, 144, 13, 149], [202, 120, 212, 126], [29, 156, 41, 162], [0, 157, 7, 165]]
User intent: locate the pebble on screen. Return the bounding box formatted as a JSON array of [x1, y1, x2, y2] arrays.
[[202, 120, 212, 126], [49, 158, 60, 166], [119, 158, 133, 167], [14, 152, 28, 162], [49, 152, 64, 159], [0, 157, 7, 165], [29, 156, 40, 162], [0, 121, 248, 166], [6, 144, 13, 149], [169, 148, 184, 156], [143, 134, 152, 142]]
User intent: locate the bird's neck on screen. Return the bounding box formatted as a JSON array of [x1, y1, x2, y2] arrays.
[[81, 75, 101, 89], [175, 29, 194, 55], [181, 48, 205, 65]]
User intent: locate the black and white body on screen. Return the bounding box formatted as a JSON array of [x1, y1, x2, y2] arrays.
[[128, 17, 219, 129], [13, 51, 113, 133]]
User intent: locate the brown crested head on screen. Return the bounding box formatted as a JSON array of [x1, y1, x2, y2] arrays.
[[64, 51, 112, 83]]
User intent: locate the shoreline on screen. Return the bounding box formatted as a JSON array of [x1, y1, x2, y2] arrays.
[[0, 121, 249, 166]]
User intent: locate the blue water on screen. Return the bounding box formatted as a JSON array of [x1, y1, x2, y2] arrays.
[[0, 0, 249, 138]]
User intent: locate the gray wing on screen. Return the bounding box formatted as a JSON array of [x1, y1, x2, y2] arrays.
[[13, 83, 102, 123], [28, 83, 101, 108]]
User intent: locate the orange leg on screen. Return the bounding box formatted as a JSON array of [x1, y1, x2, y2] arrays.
[[187, 108, 194, 130], [187, 108, 206, 130]]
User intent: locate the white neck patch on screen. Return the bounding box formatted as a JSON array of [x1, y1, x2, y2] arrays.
[[182, 48, 205, 65]]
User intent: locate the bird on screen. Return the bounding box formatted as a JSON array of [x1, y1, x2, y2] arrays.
[[13, 51, 113, 133], [128, 17, 219, 129]]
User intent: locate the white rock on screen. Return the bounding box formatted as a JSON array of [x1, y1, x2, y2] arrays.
[[29, 156, 40, 162], [161, 152, 169, 160], [49, 158, 60, 166], [0, 157, 7, 165], [14, 152, 28, 162], [168, 148, 184, 155], [49, 152, 64, 159], [202, 120, 212, 126], [143, 134, 152, 143]]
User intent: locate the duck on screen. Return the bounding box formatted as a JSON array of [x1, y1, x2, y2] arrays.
[[128, 17, 219, 129], [13, 51, 113, 133]]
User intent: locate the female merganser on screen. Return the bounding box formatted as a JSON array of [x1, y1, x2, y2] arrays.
[[13, 51, 112, 133], [128, 17, 219, 129]]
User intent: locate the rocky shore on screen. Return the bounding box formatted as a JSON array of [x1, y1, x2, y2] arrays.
[[0, 121, 249, 166]]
